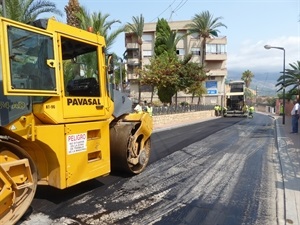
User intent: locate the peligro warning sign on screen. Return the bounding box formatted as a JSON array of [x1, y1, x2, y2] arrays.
[[67, 133, 87, 154]]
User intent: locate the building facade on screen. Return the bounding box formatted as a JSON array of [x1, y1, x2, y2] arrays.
[[124, 20, 227, 106]]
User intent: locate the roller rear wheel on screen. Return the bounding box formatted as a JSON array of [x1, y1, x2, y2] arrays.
[[0, 142, 37, 225]]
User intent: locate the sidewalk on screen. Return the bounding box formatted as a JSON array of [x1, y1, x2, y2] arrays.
[[275, 115, 300, 225]]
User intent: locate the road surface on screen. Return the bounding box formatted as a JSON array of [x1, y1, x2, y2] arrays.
[[18, 113, 279, 225]]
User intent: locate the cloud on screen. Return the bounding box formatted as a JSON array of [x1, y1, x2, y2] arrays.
[[228, 36, 300, 73]]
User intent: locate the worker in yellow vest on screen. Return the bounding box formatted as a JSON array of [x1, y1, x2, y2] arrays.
[[249, 106, 254, 118], [146, 102, 153, 116], [279, 104, 283, 115], [214, 105, 219, 116]]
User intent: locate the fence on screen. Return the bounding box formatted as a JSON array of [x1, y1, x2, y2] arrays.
[[152, 104, 214, 116]]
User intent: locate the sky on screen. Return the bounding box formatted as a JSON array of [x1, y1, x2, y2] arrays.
[[46, 0, 300, 75]]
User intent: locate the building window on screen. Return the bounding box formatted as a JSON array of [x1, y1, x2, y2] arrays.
[[206, 44, 226, 54], [176, 31, 185, 39], [191, 47, 200, 55], [143, 50, 152, 57], [190, 33, 199, 39], [142, 34, 153, 43], [176, 48, 185, 55]]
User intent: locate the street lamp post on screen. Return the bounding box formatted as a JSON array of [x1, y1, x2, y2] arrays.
[[264, 45, 285, 124]]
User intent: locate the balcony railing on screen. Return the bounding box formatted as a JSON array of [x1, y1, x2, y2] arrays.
[[205, 52, 227, 61], [127, 58, 139, 65], [127, 74, 138, 80], [206, 69, 227, 76], [126, 43, 139, 49]]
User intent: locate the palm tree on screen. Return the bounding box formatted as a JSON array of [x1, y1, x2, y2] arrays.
[[241, 69, 254, 88], [159, 30, 183, 56], [277, 61, 300, 97], [64, 4, 124, 87], [65, 0, 81, 28], [2, 0, 63, 23], [126, 14, 144, 102], [185, 11, 227, 65], [76, 7, 124, 52]]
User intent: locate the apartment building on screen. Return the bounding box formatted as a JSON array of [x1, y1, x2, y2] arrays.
[[124, 20, 227, 106]]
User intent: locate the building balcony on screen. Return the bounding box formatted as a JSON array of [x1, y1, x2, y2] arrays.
[[126, 42, 139, 49], [127, 58, 139, 66], [205, 53, 227, 61], [127, 73, 139, 80], [207, 69, 227, 76]]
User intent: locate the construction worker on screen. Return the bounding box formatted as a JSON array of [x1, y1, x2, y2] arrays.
[[146, 102, 153, 116], [248, 105, 254, 118], [134, 101, 143, 114], [214, 105, 219, 116], [279, 104, 283, 115]]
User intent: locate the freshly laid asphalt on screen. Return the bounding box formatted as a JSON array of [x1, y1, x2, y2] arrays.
[[153, 112, 300, 225]]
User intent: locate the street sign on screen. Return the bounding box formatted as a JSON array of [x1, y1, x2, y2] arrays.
[[207, 90, 217, 94], [206, 81, 217, 89]]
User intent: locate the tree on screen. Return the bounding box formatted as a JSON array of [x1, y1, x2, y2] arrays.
[[277, 61, 300, 97], [266, 97, 276, 107], [241, 69, 254, 88], [180, 57, 207, 104], [1, 0, 62, 23], [64, 3, 124, 87], [139, 53, 179, 104], [125, 14, 144, 102], [160, 30, 183, 57], [65, 0, 80, 28], [185, 11, 227, 65], [152, 18, 187, 104], [154, 18, 172, 56], [188, 82, 206, 104], [75, 7, 124, 52], [139, 52, 206, 105], [157, 85, 177, 104], [66, 5, 124, 74], [155, 28, 183, 104]]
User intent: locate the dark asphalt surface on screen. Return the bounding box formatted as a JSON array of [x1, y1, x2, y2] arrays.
[[18, 113, 279, 225], [150, 117, 243, 163]]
